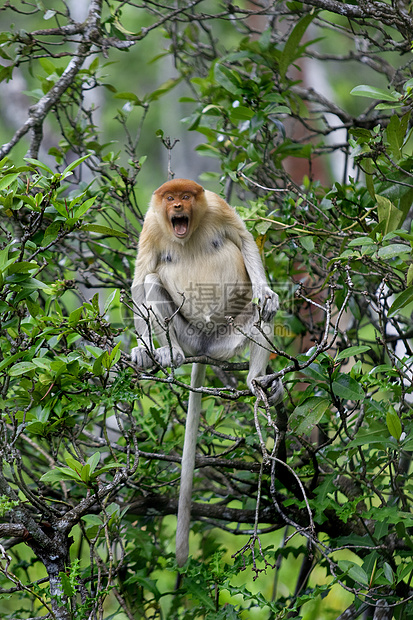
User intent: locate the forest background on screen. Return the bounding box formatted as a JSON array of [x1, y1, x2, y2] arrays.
[[0, 1, 413, 619]]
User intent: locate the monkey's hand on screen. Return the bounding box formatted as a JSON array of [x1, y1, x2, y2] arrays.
[[253, 285, 279, 321], [153, 345, 185, 368]]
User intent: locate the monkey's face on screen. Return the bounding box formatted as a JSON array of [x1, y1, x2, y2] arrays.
[[163, 191, 195, 239], [153, 179, 206, 242]]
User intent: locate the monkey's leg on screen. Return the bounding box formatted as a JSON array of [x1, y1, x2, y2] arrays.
[[176, 362, 206, 566], [248, 321, 283, 404], [130, 276, 156, 367], [143, 273, 187, 367], [247, 321, 272, 384], [131, 273, 186, 368]]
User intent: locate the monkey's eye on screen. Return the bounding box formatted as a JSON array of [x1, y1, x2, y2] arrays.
[[182, 194, 190, 200], [167, 195, 174, 201]]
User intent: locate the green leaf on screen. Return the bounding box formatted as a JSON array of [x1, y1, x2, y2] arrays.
[[407, 264, 413, 286], [383, 562, 394, 584], [0, 173, 19, 191], [82, 514, 102, 527], [289, 397, 329, 435], [300, 236, 315, 252], [364, 506, 413, 527], [300, 361, 329, 384], [195, 143, 221, 158], [105, 342, 121, 368], [87, 452, 101, 474], [0, 65, 13, 83], [25, 421, 47, 436], [59, 572, 75, 597], [42, 221, 62, 246], [94, 463, 123, 476], [386, 114, 409, 160], [386, 407, 402, 441], [31, 358, 52, 371], [338, 560, 369, 586], [348, 236, 375, 247], [125, 574, 161, 599], [0, 256, 17, 274], [377, 243, 410, 259], [376, 195, 404, 234], [279, 13, 315, 79], [348, 565, 369, 586], [186, 577, 215, 609], [61, 154, 91, 178], [24, 157, 54, 174], [376, 102, 403, 110], [65, 455, 81, 473], [93, 351, 107, 376], [145, 78, 181, 103], [0, 242, 16, 272], [52, 201, 70, 218], [332, 375, 364, 401], [214, 64, 242, 94], [363, 158, 375, 198], [8, 261, 38, 275], [0, 352, 24, 372], [80, 224, 127, 238], [39, 58, 57, 75], [388, 286, 413, 317], [68, 307, 82, 326], [114, 92, 142, 105], [348, 428, 392, 448], [103, 289, 120, 313], [26, 296, 41, 317], [336, 345, 371, 360], [13, 278, 53, 293], [229, 105, 255, 121], [74, 196, 96, 219], [80, 464, 91, 483], [40, 467, 81, 483], [350, 85, 400, 102], [8, 362, 36, 376]]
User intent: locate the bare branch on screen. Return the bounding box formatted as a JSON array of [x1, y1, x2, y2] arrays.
[[0, 0, 104, 159]]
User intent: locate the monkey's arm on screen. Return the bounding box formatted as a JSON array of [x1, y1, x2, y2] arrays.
[[236, 226, 283, 402], [131, 224, 160, 367], [223, 207, 279, 321], [241, 232, 279, 320], [131, 221, 185, 369]]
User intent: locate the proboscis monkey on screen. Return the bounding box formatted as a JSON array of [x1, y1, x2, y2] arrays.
[[131, 179, 282, 566]]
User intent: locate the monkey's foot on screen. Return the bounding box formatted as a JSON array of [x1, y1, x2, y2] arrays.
[[131, 345, 185, 369], [251, 375, 284, 405], [153, 346, 185, 368], [268, 378, 284, 405]]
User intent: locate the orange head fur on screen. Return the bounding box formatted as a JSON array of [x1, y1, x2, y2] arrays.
[[152, 179, 206, 241]]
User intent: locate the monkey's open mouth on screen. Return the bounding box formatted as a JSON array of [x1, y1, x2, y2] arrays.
[[171, 216, 189, 237]]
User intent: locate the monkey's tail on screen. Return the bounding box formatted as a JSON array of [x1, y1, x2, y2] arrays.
[[176, 362, 206, 567]]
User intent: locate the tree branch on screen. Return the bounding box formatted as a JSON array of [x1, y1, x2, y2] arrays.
[[0, 523, 27, 538], [0, 0, 103, 160], [302, 0, 413, 34]]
